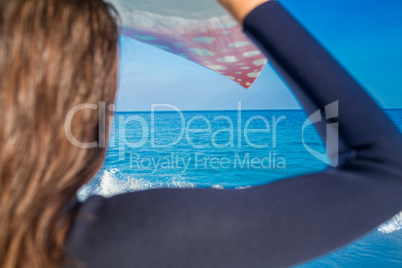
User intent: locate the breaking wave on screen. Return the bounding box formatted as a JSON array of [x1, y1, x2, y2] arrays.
[[78, 168, 196, 201], [378, 212, 402, 234]]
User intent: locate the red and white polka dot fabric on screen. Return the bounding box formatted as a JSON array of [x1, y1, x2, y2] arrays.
[[109, 0, 267, 89]]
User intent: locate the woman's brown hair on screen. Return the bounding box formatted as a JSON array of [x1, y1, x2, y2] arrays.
[[0, 0, 119, 267]]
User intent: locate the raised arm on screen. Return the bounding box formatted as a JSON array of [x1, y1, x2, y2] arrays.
[[66, 2, 402, 267], [239, 0, 402, 168]]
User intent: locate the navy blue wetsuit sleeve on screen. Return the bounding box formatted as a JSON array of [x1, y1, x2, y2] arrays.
[[65, 2, 402, 268], [242, 1, 402, 168]]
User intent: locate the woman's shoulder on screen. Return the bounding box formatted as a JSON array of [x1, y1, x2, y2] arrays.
[[64, 194, 134, 267], [64, 190, 175, 267]]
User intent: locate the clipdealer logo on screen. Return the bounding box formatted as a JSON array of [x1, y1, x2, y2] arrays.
[[64, 101, 340, 169], [302, 101, 339, 167]]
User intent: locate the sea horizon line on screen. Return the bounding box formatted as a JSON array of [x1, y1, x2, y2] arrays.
[[114, 108, 402, 113]]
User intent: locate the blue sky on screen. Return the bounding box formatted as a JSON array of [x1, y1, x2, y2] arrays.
[[116, 0, 402, 111]]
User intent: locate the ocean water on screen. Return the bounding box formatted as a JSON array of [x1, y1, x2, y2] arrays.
[[78, 109, 402, 267]]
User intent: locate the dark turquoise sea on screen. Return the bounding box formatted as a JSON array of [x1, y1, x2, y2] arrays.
[[79, 109, 402, 267]]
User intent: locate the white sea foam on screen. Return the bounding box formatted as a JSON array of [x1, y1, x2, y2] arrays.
[[78, 168, 196, 201], [235, 186, 251, 190], [378, 212, 402, 234]]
